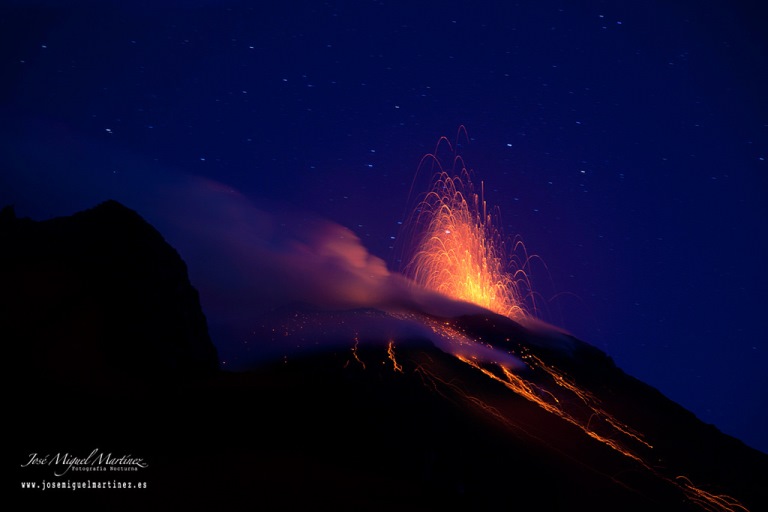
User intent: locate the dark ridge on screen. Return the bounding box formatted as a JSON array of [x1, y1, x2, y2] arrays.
[[2, 199, 218, 389]]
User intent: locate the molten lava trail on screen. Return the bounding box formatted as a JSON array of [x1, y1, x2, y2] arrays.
[[396, 134, 750, 511]]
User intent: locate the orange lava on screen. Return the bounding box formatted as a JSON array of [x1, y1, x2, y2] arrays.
[[402, 134, 537, 321], [387, 340, 403, 373], [392, 132, 750, 512]]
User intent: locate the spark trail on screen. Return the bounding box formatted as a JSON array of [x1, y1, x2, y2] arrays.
[[395, 132, 750, 511], [401, 135, 651, 460], [402, 135, 538, 320]]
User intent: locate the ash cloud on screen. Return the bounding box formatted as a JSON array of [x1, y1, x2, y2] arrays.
[[160, 176, 492, 324], [144, 177, 567, 369]]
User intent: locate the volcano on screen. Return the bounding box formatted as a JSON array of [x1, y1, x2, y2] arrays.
[[7, 201, 766, 511]]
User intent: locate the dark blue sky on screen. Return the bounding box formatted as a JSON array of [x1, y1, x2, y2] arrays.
[[2, 1, 766, 453]]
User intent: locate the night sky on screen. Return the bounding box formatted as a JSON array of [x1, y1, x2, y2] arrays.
[[2, 1, 766, 453]]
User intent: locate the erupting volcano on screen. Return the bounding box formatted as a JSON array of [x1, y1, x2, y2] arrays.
[[389, 134, 755, 512], [9, 134, 766, 511], [6, 1, 765, 509]]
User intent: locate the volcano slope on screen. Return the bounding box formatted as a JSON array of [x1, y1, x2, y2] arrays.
[[6, 201, 766, 511]]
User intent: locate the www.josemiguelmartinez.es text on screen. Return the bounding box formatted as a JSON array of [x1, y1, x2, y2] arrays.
[[20, 480, 148, 491]]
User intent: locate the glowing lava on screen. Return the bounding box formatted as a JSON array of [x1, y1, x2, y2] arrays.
[[387, 340, 404, 373], [393, 132, 750, 512], [402, 136, 536, 320]]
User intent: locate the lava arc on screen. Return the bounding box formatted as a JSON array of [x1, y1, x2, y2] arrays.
[[402, 135, 538, 321]]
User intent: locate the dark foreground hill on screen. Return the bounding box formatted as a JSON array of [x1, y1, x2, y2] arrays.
[[6, 201, 767, 511]]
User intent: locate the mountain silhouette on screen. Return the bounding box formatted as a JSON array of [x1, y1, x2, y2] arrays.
[[6, 201, 766, 511]]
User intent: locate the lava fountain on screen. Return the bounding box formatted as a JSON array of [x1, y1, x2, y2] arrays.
[[402, 134, 538, 321]]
